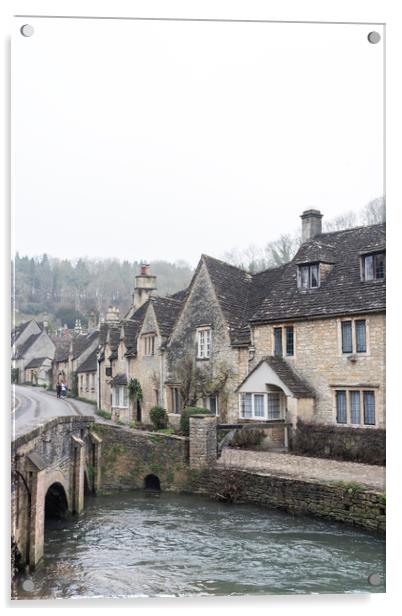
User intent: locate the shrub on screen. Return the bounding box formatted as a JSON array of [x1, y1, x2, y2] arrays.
[[97, 409, 112, 420], [157, 427, 175, 436], [180, 406, 212, 436], [229, 428, 265, 449], [129, 421, 137, 430], [149, 406, 169, 430]]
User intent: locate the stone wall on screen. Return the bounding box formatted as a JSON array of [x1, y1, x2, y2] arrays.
[[191, 468, 385, 533], [189, 416, 217, 469], [291, 420, 386, 465], [129, 303, 163, 424], [93, 422, 191, 492], [251, 312, 385, 428], [165, 261, 249, 422]]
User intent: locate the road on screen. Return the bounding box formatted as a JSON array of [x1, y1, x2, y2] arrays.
[[12, 385, 97, 440]]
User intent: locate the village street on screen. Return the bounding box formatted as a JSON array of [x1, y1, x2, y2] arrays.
[[12, 385, 97, 439]]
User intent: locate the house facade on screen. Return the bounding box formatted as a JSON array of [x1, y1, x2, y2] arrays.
[[242, 211, 385, 435], [12, 319, 56, 387]]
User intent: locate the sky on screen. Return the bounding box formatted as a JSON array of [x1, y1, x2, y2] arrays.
[[12, 18, 384, 267]]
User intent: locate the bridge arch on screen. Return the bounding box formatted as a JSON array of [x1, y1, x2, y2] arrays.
[[144, 474, 161, 491], [45, 482, 69, 520]]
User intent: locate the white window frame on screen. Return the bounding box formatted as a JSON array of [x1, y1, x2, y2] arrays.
[[143, 334, 156, 356], [204, 394, 219, 416], [196, 327, 212, 359], [238, 392, 284, 421], [112, 385, 129, 408]]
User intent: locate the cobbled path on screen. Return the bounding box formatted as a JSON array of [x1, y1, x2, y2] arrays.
[[218, 449, 385, 491]]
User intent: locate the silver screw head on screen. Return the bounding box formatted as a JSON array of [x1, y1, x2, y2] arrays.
[[368, 572, 382, 586], [367, 31, 381, 44], [20, 24, 34, 37]]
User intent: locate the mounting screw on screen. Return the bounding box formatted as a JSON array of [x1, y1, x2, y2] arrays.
[[20, 24, 34, 37], [367, 31, 381, 44]]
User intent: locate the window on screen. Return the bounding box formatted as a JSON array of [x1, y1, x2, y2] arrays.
[[197, 327, 212, 359], [355, 320, 367, 353], [171, 387, 182, 414], [105, 366, 112, 377], [336, 391, 347, 424], [298, 263, 320, 289], [239, 392, 283, 420], [205, 394, 219, 416], [335, 389, 376, 426], [341, 319, 367, 354], [240, 393, 253, 418], [341, 321, 353, 353], [274, 328, 283, 357], [254, 394, 265, 417], [267, 393, 281, 419], [362, 252, 385, 281], [144, 335, 155, 356], [350, 391, 361, 424], [112, 386, 128, 408], [285, 326, 294, 356], [363, 391, 376, 425]]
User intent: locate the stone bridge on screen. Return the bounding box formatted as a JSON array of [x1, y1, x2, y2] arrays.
[[11, 416, 102, 568]]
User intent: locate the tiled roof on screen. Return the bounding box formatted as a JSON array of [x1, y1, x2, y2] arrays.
[[77, 348, 98, 373], [13, 333, 41, 359], [236, 356, 315, 399], [25, 356, 51, 369], [202, 254, 253, 345], [110, 373, 128, 386], [250, 223, 386, 323], [11, 320, 30, 345], [151, 296, 183, 337], [71, 329, 98, 359], [53, 339, 70, 362]]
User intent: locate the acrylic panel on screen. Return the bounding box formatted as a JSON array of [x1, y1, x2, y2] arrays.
[[11, 16, 385, 600]]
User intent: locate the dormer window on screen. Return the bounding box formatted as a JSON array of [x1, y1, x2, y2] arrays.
[[362, 252, 385, 281], [197, 327, 212, 359], [298, 263, 319, 289]]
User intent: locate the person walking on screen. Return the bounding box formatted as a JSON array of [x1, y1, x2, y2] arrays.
[[61, 383, 67, 399], [56, 383, 61, 399]]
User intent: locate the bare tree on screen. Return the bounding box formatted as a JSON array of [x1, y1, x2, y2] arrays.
[[359, 196, 386, 225], [323, 211, 358, 232], [264, 233, 301, 266]]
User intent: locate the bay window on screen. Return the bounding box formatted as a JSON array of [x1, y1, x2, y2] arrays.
[[239, 392, 284, 420]]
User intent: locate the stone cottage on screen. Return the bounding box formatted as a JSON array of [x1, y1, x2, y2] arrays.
[[12, 319, 55, 387], [97, 266, 184, 423], [244, 211, 385, 436]]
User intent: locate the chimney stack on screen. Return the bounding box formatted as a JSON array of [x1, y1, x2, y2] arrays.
[[88, 310, 97, 331], [105, 306, 120, 322], [301, 209, 323, 242], [133, 262, 157, 309]]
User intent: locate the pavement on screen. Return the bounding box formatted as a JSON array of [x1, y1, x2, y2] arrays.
[[12, 385, 98, 440], [218, 448, 386, 492]]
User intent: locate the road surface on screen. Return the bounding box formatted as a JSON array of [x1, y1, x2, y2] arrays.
[[12, 385, 97, 440]]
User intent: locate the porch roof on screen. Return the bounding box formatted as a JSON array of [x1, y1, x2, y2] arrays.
[[236, 356, 315, 399]]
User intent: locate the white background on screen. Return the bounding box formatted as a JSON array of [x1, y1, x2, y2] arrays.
[[12, 16, 383, 264], [1, 1, 401, 614]]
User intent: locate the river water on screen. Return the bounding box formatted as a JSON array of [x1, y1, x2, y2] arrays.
[[14, 491, 385, 599]]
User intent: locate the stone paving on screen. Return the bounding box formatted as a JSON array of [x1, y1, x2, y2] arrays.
[[218, 448, 386, 492]]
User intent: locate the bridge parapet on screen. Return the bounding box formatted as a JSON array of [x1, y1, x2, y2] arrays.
[[12, 415, 102, 568]]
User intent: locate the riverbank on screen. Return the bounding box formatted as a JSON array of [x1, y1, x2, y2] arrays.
[[94, 422, 386, 534]]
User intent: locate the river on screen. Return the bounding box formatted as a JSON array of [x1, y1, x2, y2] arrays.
[[13, 491, 385, 599]]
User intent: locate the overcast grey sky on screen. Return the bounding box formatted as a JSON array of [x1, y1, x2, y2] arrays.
[[12, 18, 384, 266]]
